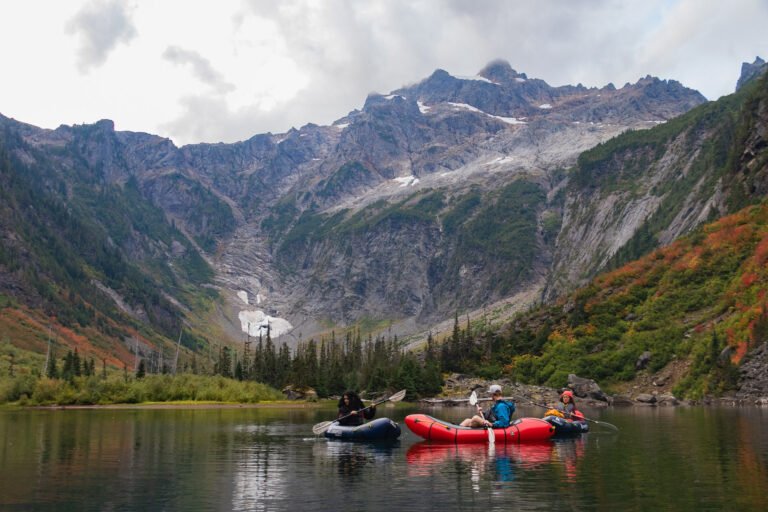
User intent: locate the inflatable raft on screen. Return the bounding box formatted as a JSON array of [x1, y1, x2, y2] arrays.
[[404, 414, 555, 444], [544, 415, 589, 437], [324, 417, 401, 441]]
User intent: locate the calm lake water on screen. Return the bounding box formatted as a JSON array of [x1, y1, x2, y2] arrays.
[[1, 403, 767, 511]]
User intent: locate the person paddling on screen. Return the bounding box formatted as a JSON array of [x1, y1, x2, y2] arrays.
[[556, 390, 584, 420], [460, 384, 516, 428], [336, 390, 376, 427]]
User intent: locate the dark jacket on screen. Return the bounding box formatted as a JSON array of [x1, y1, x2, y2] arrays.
[[337, 395, 376, 426]]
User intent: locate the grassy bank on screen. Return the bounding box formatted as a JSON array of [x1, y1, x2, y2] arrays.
[[0, 373, 284, 406]]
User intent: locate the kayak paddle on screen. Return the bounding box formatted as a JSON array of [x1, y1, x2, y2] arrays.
[[312, 389, 407, 435], [469, 390, 495, 445]]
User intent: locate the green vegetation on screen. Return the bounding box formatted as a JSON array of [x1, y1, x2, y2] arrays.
[[152, 173, 236, 252], [0, 126, 218, 347], [574, 74, 768, 270], [442, 201, 768, 398], [316, 161, 373, 198], [0, 373, 283, 405], [446, 180, 546, 294], [0, 326, 444, 405]]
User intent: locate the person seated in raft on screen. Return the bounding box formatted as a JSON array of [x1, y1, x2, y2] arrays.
[[337, 390, 376, 427], [555, 390, 584, 420], [460, 384, 516, 428]]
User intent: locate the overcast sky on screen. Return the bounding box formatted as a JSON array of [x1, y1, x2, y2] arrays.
[[1, 0, 766, 146]]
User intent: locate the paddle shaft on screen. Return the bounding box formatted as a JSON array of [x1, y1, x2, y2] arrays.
[[336, 399, 381, 424], [470, 391, 495, 444], [516, 394, 619, 431], [313, 389, 406, 434]]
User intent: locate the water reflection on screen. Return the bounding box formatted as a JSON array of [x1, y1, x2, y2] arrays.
[[314, 440, 399, 480], [406, 440, 586, 485], [0, 407, 767, 511]]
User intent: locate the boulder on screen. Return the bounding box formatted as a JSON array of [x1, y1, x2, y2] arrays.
[[282, 385, 318, 401], [656, 394, 679, 406], [610, 394, 635, 406], [636, 351, 652, 370], [635, 393, 657, 404], [567, 374, 609, 402]]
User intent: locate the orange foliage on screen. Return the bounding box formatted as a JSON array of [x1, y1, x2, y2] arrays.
[[662, 242, 686, 263], [753, 234, 768, 267], [705, 223, 753, 250], [0, 305, 139, 368], [732, 340, 748, 364], [741, 272, 759, 288], [674, 249, 702, 271]]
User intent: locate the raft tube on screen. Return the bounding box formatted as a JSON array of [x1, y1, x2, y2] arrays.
[[404, 414, 555, 444], [543, 415, 589, 437], [324, 417, 401, 441]]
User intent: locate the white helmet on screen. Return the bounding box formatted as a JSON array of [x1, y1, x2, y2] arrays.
[[488, 384, 502, 394]]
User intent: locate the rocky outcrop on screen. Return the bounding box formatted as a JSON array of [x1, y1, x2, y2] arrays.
[[566, 374, 609, 402], [736, 56, 768, 91], [736, 342, 768, 402]]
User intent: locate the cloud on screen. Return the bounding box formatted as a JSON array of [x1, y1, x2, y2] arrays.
[[145, 0, 768, 144], [162, 45, 235, 94], [66, 0, 137, 72], [160, 95, 260, 144], [162, 0, 664, 143]]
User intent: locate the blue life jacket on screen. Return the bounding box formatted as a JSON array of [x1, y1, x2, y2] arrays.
[[488, 399, 516, 428]]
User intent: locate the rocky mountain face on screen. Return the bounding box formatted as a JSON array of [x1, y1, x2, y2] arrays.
[[5, 58, 758, 361], [547, 69, 768, 299]]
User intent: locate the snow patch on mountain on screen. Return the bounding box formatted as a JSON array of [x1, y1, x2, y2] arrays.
[[238, 310, 293, 338], [447, 102, 526, 125], [455, 74, 498, 85], [394, 176, 420, 187]]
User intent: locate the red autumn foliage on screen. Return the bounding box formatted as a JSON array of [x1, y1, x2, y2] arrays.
[[741, 272, 759, 288]]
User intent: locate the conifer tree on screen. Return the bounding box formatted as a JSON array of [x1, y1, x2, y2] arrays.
[[136, 359, 146, 379], [46, 348, 59, 379]]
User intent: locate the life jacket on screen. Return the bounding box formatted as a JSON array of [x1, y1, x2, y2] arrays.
[[556, 402, 583, 421], [487, 399, 515, 427]]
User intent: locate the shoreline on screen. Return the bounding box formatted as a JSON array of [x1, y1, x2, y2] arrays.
[[17, 401, 327, 410]]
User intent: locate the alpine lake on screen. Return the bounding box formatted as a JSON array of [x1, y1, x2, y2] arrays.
[[1, 402, 766, 511]]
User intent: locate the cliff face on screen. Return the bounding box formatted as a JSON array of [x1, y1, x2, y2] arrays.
[[547, 73, 768, 300]]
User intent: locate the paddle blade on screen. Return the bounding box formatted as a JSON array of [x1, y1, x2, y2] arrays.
[[469, 391, 478, 406], [487, 427, 495, 445], [595, 420, 619, 432], [312, 421, 334, 435], [389, 389, 407, 403]]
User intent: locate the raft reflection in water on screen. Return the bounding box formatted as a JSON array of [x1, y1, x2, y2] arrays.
[[314, 439, 400, 480], [406, 438, 585, 484]]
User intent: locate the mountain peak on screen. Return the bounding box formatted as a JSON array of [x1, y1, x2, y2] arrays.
[[478, 59, 527, 83], [736, 56, 768, 91]]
